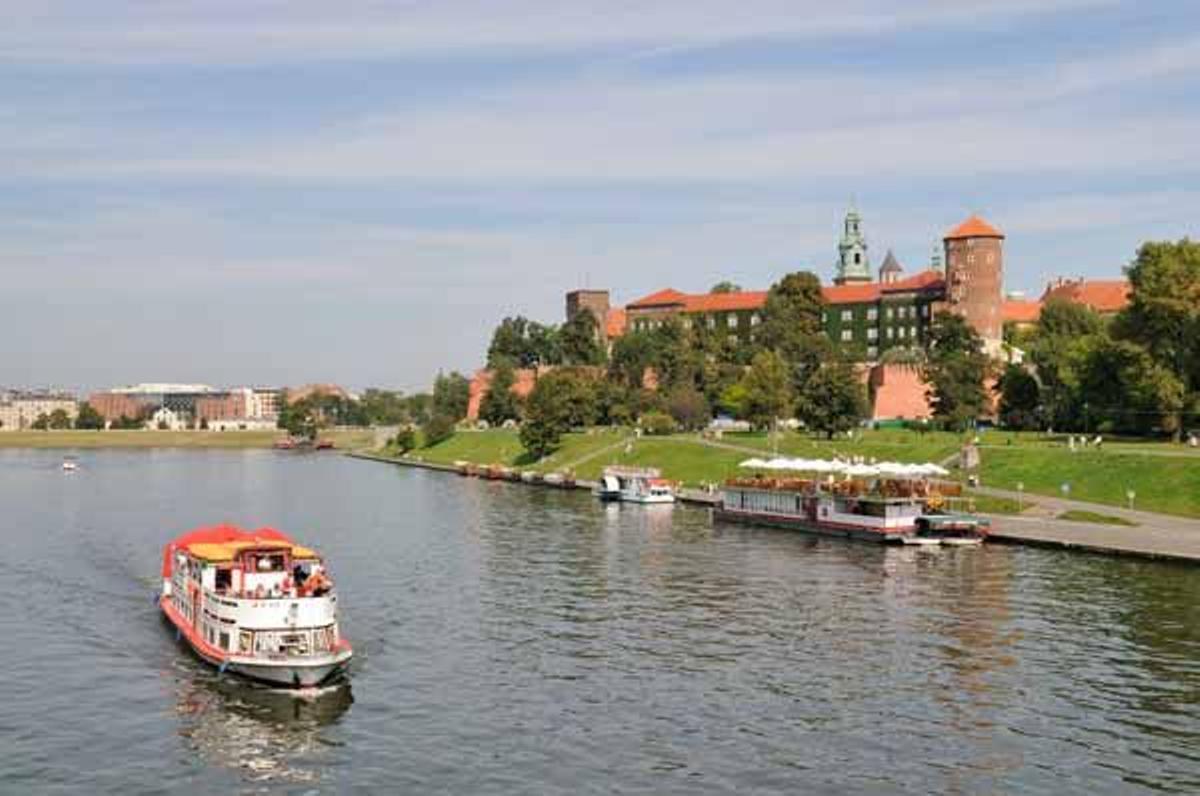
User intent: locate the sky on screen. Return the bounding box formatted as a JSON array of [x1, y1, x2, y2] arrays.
[[2, 1, 1199, 393]]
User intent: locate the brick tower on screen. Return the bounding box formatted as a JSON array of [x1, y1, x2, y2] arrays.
[[943, 215, 1004, 352]]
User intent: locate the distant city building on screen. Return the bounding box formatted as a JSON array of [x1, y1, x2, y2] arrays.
[[87, 384, 282, 427], [0, 391, 78, 430], [835, 204, 872, 284]]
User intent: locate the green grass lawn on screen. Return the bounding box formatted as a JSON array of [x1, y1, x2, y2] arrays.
[[718, 429, 963, 464], [1057, 509, 1139, 527], [981, 448, 1200, 519], [963, 492, 1029, 515], [0, 428, 376, 450], [406, 428, 632, 472]]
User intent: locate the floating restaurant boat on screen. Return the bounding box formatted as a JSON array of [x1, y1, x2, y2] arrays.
[[159, 524, 353, 687], [716, 458, 988, 545], [602, 466, 676, 504]]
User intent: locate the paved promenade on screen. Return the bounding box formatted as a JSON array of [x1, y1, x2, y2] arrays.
[[976, 485, 1200, 563]]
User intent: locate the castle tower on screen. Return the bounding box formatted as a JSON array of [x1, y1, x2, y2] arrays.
[[835, 205, 872, 285], [879, 249, 903, 284], [943, 215, 1004, 351]]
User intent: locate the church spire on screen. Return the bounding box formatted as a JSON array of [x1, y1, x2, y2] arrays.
[[835, 203, 872, 284]]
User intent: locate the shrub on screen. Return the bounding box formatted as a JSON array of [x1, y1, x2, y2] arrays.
[[640, 411, 677, 436], [421, 414, 456, 447]]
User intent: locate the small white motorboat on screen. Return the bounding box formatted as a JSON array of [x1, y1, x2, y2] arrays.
[[61, 457, 78, 472]]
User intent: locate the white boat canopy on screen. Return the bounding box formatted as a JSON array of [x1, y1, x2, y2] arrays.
[[738, 458, 950, 478]]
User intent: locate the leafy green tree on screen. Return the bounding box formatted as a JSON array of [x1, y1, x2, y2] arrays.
[[740, 350, 793, 431], [799, 359, 866, 438], [421, 413, 457, 447], [756, 271, 825, 360], [432, 372, 471, 422], [1076, 337, 1184, 435], [111, 414, 145, 430], [996, 364, 1041, 430], [402, 393, 433, 426], [1039, 298, 1103, 339], [278, 400, 320, 439], [924, 313, 990, 431], [31, 413, 50, 430], [48, 408, 72, 429], [519, 376, 572, 460], [665, 383, 711, 431], [1115, 239, 1200, 439], [710, 281, 741, 293], [487, 316, 564, 368], [74, 403, 105, 430], [717, 381, 749, 419], [479, 363, 522, 426], [393, 427, 417, 453], [559, 309, 606, 366], [639, 410, 677, 435], [360, 389, 409, 425]]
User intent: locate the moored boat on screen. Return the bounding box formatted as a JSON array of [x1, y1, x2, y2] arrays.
[[160, 524, 353, 687], [594, 474, 622, 502], [602, 466, 676, 504], [716, 459, 987, 545]]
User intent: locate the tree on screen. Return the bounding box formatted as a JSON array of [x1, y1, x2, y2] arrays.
[[75, 403, 105, 430], [111, 414, 144, 430], [710, 281, 742, 294], [739, 350, 793, 431], [756, 271, 825, 360], [360, 389, 409, 425], [31, 413, 50, 430], [996, 364, 1041, 430], [432, 372, 471, 422], [422, 414, 456, 447], [520, 376, 572, 459], [559, 309, 606, 366], [1039, 298, 1103, 339], [639, 410, 677, 435], [924, 313, 990, 431], [665, 383, 711, 431], [48, 408, 72, 430], [393, 427, 417, 453], [487, 316, 563, 368], [1115, 239, 1200, 439], [479, 362, 522, 426], [278, 399, 320, 440], [1076, 337, 1184, 436], [799, 360, 866, 438]]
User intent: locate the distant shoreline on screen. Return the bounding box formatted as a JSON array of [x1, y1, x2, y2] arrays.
[[0, 429, 375, 450]]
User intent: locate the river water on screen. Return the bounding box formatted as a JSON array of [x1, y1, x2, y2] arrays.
[[2, 449, 1200, 794]]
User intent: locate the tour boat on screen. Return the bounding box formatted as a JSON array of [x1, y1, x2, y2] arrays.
[[716, 465, 988, 545], [160, 524, 353, 687], [603, 466, 676, 505]]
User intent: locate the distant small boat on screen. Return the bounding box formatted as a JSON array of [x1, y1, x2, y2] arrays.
[[594, 474, 622, 502], [61, 457, 78, 472], [314, 439, 335, 450]]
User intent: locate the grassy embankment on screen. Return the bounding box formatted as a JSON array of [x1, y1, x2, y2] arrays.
[[0, 428, 376, 450], [1057, 510, 1139, 527], [399, 427, 1200, 518]]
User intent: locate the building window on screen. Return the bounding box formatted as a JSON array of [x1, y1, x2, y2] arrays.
[[867, 327, 878, 340], [886, 327, 894, 340], [867, 308, 877, 321], [886, 307, 893, 320], [921, 305, 929, 318], [682, 318, 692, 329], [867, 346, 878, 359], [910, 325, 917, 338], [727, 314, 737, 328], [841, 329, 852, 342], [707, 315, 716, 329], [822, 311, 827, 324], [750, 313, 760, 326], [840, 309, 852, 322]]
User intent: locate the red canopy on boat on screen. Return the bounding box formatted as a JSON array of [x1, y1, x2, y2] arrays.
[[161, 524, 295, 578]]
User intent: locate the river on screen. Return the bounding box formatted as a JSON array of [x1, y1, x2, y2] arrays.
[[2, 449, 1199, 794]]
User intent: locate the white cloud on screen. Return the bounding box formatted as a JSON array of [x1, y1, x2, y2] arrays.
[[1, 0, 1117, 65]]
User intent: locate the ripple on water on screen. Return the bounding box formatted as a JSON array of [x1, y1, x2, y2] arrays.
[[2, 452, 1200, 794]]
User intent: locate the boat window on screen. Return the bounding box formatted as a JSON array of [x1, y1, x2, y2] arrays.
[[219, 631, 230, 651], [214, 568, 232, 593]]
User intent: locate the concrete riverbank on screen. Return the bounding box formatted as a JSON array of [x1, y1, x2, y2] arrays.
[[349, 451, 1200, 563]]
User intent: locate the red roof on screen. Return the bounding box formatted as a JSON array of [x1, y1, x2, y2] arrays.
[[162, 524, 294, 578], [822, 269, 944, 305], [627, 288, 689, 309], [682, 291, 769, 313], [945, 215, 1004, 240], [1041, 279, 1130, 313], [1002, 299, 1042, 324]]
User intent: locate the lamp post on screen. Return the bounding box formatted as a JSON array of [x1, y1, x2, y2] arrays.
[[1127, 489, 1136, 511], [1017, 481, 1024, 511]]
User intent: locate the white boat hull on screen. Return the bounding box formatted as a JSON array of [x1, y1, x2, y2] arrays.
[[621, 493, 675, 504], [227, 654, 352, 688]]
